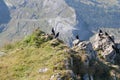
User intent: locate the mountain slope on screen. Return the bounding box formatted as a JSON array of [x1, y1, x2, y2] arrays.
[[0, 29, 120, 80], [0, 0, 120, 46], [0, 29, 72, 80]]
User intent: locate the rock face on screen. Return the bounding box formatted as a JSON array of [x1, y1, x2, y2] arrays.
[[72, 40, 96, 59], [0, 0, 76, 46], [65, 0, 120, 39], [0, 0, 120, 46], [71, 30, 120, 80], [91, 30, 117, 62], [73, 29, 119, 63]]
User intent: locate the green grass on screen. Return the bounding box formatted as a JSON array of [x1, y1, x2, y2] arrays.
[[0, 29, 71, 80], [1, 29, 120, 80], [0, 42, 70, 80]]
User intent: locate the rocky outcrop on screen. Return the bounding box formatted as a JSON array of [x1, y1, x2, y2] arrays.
[[91, 30, 118, 62], [71, 30, 120, 80], [72, 40, 96, 59]]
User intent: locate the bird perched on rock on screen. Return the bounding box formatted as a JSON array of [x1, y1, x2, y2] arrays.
[[112, 45, 116, 50], [51, 27, 60, 39], [55, 32, 59, 38], [105, 32, 115, 43], [99, 29, 103, 34], [72, 35, 80, 46], [76, 35, 79, 39], [109, 36, 115, 43], [51, 27, 55, 36], [105, 32, 109, 36], [112, 45, 119, 53], [98, 29, 104, 39]]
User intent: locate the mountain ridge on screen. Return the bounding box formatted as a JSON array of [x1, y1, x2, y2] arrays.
[[0, 0, 120, 46], [0, 29, 120, 80]]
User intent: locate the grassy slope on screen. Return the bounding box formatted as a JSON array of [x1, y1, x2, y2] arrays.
[[0, 29, 70, 80], [1, 29, 120, 80]]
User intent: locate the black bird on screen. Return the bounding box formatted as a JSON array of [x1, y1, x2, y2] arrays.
[[98, 33, 101, 37], [98, 29, 103, 38], [76, 35, 79, 39], [108, 36, 115, 43], [52, 28, 55, 36], [99, 29, 103, 33], [55, 32, 59, 38], [112, 45, 119, 53], [105, 32, 109, 36], [104, 31, 115, 43], [112, 45, 116, 50]]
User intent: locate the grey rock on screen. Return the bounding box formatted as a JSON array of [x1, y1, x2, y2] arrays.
[[49, 73, 62, 80], [38, 68, 48, 73], [0, 51, 5, 57], [78, 41, 96, 59], [91, 31, 116, 62], [72, 39, 80, 46]]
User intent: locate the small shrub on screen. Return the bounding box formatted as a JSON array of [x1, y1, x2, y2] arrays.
[[23, 29, 48, 47]]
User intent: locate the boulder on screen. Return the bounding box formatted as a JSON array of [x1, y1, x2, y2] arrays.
[[91, 31, 116, 62], [72, 39, 80, 46]]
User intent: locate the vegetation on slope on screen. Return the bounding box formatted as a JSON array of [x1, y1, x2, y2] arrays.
[[0, 29, 72, 80], [0, 29, 120, 80]]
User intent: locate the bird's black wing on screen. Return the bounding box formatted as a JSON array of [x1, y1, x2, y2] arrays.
[[99, 29, 103, 33], [105, 32, 109, 36], [109, 36, 115, 43], [76, 35, 79, 39], [52, 28, 55, 35], [55, 32, 59, 38]]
